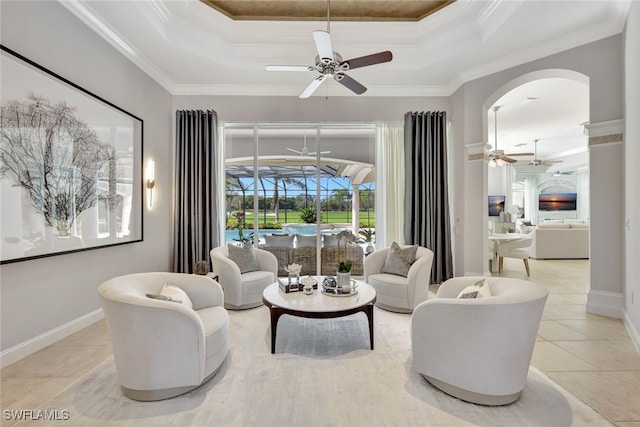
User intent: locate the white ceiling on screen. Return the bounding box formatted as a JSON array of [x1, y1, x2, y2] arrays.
[[61, 0, 631, 166]]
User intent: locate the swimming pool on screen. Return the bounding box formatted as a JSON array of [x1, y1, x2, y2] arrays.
[[224, 226, 341, 243]]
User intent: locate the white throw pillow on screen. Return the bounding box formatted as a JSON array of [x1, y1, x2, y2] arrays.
[[160, 283, 193, 309], [323, 234, 339, 247], [264, 234, 295, 248], [296, 235, 317, 248], [537, 223, 571, 229], [457, 279, 492, 299]]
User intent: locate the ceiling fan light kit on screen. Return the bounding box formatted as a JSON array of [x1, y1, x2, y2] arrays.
[[265, 0, 393, 98]]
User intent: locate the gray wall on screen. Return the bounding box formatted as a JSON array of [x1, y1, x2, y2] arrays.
[[2, 1, 637, 359], [0, 1, 173, 354], [450, 36, 625, 294], [172, 95, 449, 123], [624, 2, 640, 345]]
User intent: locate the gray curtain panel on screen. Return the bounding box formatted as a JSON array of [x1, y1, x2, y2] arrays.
[[404, 111, 454, 284], [173, 110, 220, 273]]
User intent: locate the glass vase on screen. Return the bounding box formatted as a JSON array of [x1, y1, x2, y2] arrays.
[[288, 272, 300, 290], [336, 271, 351, 293]]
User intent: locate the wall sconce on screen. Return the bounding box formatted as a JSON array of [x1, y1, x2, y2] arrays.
[[146, 159, 155, 209]]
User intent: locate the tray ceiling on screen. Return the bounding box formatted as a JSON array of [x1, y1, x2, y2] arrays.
[[58, 0, 631, 168], [200, 0, 455, 21]]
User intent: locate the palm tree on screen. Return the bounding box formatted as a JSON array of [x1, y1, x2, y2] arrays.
[[270, 176, 306, 223]]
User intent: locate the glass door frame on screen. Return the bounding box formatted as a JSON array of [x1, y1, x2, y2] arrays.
[[222, 122, 375, 276]]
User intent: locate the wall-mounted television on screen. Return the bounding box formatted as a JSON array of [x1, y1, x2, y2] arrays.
[[539, 193, 577, 211], [488, 195, 506, 216]]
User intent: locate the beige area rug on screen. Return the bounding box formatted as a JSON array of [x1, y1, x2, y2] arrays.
[[31, 306, 612, 427]]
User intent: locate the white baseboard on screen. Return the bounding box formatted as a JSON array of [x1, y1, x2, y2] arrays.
[[624, 312, 640, 354], [0, 309, 104, 369], [586, 289, 625, 319]]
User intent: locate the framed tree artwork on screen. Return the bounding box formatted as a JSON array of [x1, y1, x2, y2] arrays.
[[0, 45, 143, 264]]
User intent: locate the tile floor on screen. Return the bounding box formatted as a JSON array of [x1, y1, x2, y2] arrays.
[[495, 258, 640, 426], [1, 258, 639, 426]]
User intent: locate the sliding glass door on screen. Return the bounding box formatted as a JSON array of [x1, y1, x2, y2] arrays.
[[223, 123, 375, 277]]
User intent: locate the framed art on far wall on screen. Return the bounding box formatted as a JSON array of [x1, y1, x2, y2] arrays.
[[0, 45, 143, 264]]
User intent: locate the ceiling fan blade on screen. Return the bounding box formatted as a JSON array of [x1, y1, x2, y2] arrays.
[[286, 148, 303, 155], [313, 30, 333, 61], [500, 156, 517, 164], [340, 51, 392, 71], [266, 65, 315, 72], [299, 75, 327, 98], [335, 73, 367, 95], [504, 152, 534, 156]]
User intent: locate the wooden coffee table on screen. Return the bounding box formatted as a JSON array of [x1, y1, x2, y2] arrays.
[[262, 278, 377, 354]]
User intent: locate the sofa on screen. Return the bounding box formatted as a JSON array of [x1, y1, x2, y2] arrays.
[[531, 221, 589, 259], [260, 233, 364, 276], [98, 272, 229, 401]]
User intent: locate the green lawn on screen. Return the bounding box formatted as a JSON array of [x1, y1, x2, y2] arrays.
[[237, 210, 375, 227]]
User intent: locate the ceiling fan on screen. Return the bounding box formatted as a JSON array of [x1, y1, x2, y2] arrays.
[[529, 139, 564, 166], [265, 0, 393, 98], [488, 106, 534, 166], [286, 134, 330, 156]]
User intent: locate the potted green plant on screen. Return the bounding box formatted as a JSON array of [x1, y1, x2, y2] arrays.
[[359, 228, 375, 254], [299, 207, 316, 224], [336, 230, 357, 292]]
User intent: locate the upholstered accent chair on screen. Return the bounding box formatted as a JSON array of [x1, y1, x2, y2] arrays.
[[496, 234, 533, 275], [411, 276, 548, 405], [98, 272, 229, 401], [210, 245, 277, 309], [364, 245, 434, 313]]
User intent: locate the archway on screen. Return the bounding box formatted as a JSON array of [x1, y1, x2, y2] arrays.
[[482, 69, 590, 273]]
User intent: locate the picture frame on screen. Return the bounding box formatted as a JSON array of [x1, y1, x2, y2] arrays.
[[488, 195, 506, 217], [0, 45, 143, 264]]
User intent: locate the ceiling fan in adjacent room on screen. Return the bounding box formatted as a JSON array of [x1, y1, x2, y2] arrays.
[[488, 106, 534, 167], [265, 0, 393, 98], [286, 134, 330, 156], [529, 139, 564, 166]]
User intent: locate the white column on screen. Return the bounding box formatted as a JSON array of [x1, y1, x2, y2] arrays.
[[351, 184, 359, 235], [585, 119, 625, 318], [464, 142, 490, 276]]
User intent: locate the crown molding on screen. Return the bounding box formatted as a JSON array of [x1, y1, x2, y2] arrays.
[[61, 0, 632, 98], [457, 2, 630, 89], [60, 1, 177, 93], [171, 83, 451, 97], [476, 0, 523, 42], [584, 119, 624, 137]]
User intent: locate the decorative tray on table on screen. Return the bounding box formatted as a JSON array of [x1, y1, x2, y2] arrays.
[[321, 276, 358, 297]]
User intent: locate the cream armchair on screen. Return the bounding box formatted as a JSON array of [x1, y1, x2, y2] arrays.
[[210, 245, 277, 309], [364, 245, 434, 313], [411, 276, 548, 405], [98, 272, 229, 401]]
